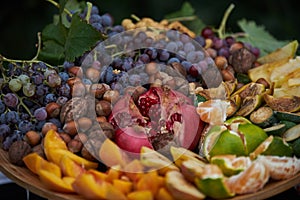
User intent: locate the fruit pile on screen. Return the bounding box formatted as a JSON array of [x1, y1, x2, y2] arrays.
[[1, 1, 300, 199]]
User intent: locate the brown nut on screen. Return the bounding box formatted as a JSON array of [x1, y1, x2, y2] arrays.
[[60, 97, 88, 123], [103, 90, 120, 104], [8, 140, 32, 166], [59, 132, 72, 143], [63, 121, 78, 136], [215, 56, 228, 70], [221, 69, 235, 82], [85, 67, 101, 83], [170, 62, 187, 77], [71, 81, 86, 97], [68, 66, 83, 78], [95, 100, 112, 117], [96, 116, 107, 123], [45, 102, 61, 118], [81, 146, 97, 162], [90, 83, 110, 99], [24, 131, 41, 146], [31, 144, 45, 159], [42, 122, 58, 136], [67, 77, 81, 87], [145, 62, 158, 75], [67, 139, 83, 153], [77, 117, 93, 132], [99, 121, 115, 139], [74, 133, 88, 144]]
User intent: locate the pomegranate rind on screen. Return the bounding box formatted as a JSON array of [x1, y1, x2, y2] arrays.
[[256, 155, 300, 180]]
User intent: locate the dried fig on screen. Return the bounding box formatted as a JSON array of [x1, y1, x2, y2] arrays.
[[8, 140, 32, 166]]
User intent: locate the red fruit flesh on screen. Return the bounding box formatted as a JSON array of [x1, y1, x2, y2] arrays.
[[109, 86, 204, 154]]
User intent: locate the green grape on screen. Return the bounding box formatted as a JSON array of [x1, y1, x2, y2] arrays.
[[18, 74, 30, 85], [23, 82, 36, 97], [8, 78, 22, 92]]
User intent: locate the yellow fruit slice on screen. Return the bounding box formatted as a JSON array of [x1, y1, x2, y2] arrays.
[[194, 164, 234, 199], [38, 170, 74, 193], [43, 129, 67, 162], [282, 124, 300, 142], [257, 40, 298, 64], [127, 190, 154, 200], [23, 152, 61, 178], [226, 160, 269, 194], [257, 155, 300, 180], [170, 146, 206, 168], [210, 155, 251, 176]]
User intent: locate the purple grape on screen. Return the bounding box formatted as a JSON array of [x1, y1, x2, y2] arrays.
[[92, 23, 104, 32], [165, 41, 178, 52], [101, 13, 113, 27], [181, 61, 192, 71], [18, 120, 34, 134], [31, 73, 44, 85], [89, 14, 102, 24], [57, 83, 71, 97], [35, 120, 46, 131], [194, 35, 206, 47], [44, 93, 57, 104], [201, 27, 215, 38], [63, 61, 74, 70], [180, 33, 190, 43], [213, 38, 224, 49], [251, 47, 260, 58], [0, 124, 11, 138], [218, 47, 230, 58], [34, 107, 48, 121], [183, 42, 195, 53], [0, 113, 7, 124], [129, 74, 141, 86], [6, 111, 20, 124], [47, 73, 62, 87], [56, 96, 68, 106], [122, 57, 134, 71], [167, 57, 180, 65], [59, 72, 69, 82], [0, 100, 6, 113], [3, 93, 19, 108], [138, 54, 150, 63], [91, 5, 99, 14], [47, 118, 62, 128], [2, 132, 22, 151], [186, 51, 205, 63], [145, 48, 158, 60], [158, 50, 170, 61]]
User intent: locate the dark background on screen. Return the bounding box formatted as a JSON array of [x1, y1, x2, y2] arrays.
[[0, 0, 299, 60]]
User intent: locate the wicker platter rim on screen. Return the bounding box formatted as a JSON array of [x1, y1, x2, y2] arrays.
[[0, 149, 299, 200]]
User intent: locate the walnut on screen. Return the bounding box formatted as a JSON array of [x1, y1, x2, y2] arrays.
[[8, 140, 32, 166], [229, 48, 256, 74], [60, 97, 88, 123]]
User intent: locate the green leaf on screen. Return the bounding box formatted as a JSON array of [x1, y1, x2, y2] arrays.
[[64, 14, 101, 61], [165, 2, 195, 19], [236, 19, 288, 56], [164, 2, 205, 35], [38, 40, 65, 65], [41, 23, 68, 46]]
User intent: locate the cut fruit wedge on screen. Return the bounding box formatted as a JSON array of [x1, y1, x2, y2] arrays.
[[194, 164, 234, 199], [140, 146, 179, 175], [264, 94, 300, 113], [224, 116, 251, 126], [38, 170, 74, 193], [257, 40, 298, 64], [282, 124, 300, 142], [257, 155, 300, 180], [250, 135, 293, 160], [170, 146, 207, 168], [210, 155, 251, 177], [226, 160, 269, 194]]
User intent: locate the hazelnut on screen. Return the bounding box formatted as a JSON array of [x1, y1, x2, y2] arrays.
[[24, 131, 41, 146], [63, 121, 78, 136], [95, 100, 112, 117], [221, 69, 235, 82], [68, 66, 83, 78], [81, 146, 97, 162], [45, 102, 61, 118], [71, 81, 86, 97], [67, 77, 81, 87], [145, 62, 158, 75], [85, 67, 100, 83], [103, 90, 120, 104], [90, 83, 109, 99], [67, 139, 83, 153], [215, 56, 228, 70], [229, 42, 244, 53], [99, 122, 115, 139], [31, 144, 45, 158], [74, 133, 88, 144], [59, 132, 72, 143], [42, 122, 58, 136], [77, 117, 93, 132], [96, 116, 107, 123]]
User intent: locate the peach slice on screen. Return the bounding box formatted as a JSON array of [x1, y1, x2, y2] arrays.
[[123, 159, 145, 182], [38, 170, 74, 193], [72, 172, 127, 200], [127, 190, 154, 200], [156, 187, 175, 200], [87, 169, 108, 181], [99, 138, 129, 167], [44, 129, 67, 162], [72, 173, 106, 199], [136, 171, 161, 195], [23, 152, 61, 178], [106, 165, 122, 183], [60, 155, 86, 178], [113, 179, 133, 195], [48, 149, 98, 169]]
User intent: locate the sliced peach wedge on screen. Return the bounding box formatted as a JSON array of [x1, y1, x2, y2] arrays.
[[22, 152, 61, 178]]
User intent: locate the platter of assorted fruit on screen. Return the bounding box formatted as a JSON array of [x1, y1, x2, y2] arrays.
[[1, 1, 300, 199]]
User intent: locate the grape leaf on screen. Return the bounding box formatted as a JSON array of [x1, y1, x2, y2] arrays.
[[38, 1, 102, 65], [164, 2, 205, 35], [64, 14, 101, 61], [236, 19, 288, 56]]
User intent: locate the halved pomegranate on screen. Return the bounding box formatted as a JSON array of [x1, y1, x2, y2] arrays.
[[109, 85, 204, 154]]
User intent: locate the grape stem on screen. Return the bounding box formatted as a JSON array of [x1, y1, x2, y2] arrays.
[[46, 0, 73, 17], [166, 16, 197, 22], [214, 3, 235, 39], [85, 2, 93, 22]]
